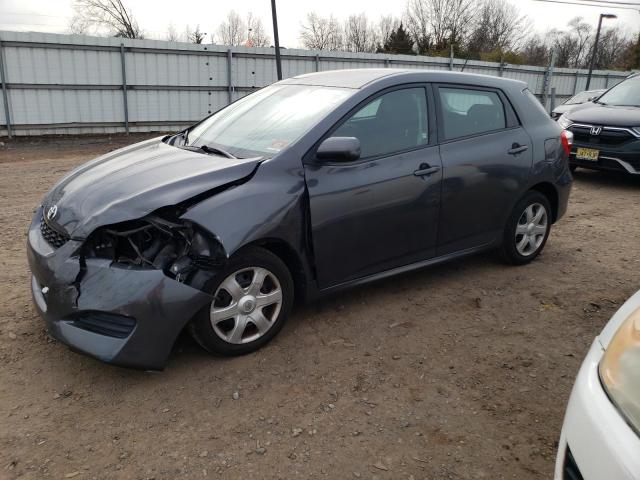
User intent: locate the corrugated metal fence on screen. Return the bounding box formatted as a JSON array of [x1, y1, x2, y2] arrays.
[[0, 30, 634, 137]]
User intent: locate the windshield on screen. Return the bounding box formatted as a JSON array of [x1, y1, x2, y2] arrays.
[[596, 76, 640, 107], [565, 91, 596, 105], [187, 84, 353, 158]]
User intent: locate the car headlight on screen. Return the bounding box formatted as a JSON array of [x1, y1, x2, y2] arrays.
[[557, 114, 573, 129], [599, 306, 640, 434]]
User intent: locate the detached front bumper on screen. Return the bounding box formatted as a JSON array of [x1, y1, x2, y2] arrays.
[[554, 339, 640, 480], [26, 209, 213, 370]]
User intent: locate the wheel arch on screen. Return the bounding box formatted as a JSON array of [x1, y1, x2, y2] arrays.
[[241, 238, 309, 303], [529, 182, 559, 223]]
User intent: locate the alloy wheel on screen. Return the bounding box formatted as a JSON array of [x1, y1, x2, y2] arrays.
[[515, 202, 548, 257], [210, 267, 283, 344]]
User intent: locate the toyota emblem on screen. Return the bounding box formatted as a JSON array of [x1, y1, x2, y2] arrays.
[[46, 205, 58, 221]]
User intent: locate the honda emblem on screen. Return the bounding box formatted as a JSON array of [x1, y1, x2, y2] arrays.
[[590, 126, 602, 136]]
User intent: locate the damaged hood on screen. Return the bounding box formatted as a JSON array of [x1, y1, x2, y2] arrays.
[[43, 137, 262, 238]]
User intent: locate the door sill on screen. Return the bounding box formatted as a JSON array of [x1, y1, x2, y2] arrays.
[[318, 242, 495, 296]]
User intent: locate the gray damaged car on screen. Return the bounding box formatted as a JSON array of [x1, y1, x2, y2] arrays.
[[27, 69, 573, 369]]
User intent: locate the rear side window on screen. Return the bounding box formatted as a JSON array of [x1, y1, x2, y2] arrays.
[[332, 87, 428, 158], [438, 87, 506, 140]]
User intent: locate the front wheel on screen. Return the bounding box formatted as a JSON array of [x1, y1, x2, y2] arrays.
[[188, 247, 294, 356], [500, 191, 552, 265]]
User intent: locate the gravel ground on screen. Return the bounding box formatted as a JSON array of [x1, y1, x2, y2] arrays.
[[1, 135, 639, 480]]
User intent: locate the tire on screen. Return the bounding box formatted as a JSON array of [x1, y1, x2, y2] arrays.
[[500, 191, 552, 265], [188, 246, 294, 356]]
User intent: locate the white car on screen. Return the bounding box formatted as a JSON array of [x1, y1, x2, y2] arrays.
[[555, 290, 640, 479]]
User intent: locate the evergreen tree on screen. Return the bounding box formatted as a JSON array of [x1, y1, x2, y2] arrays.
[[378, 23, 414, 55]]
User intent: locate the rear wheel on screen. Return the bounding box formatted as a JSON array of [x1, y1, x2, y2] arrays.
[[189, 247, 294, 356], [500, 191, 551, 265]]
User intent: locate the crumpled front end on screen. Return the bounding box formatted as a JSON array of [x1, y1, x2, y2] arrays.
[[27, 207, 215, 370]]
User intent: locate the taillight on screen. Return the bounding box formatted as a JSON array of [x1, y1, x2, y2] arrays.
[[561, 130, 573, 156]]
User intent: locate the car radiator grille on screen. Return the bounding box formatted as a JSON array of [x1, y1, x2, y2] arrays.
[[40, 215, 70, 249], [570, 126, 634, 147], [71, 313, 136, 339], [563, 448, 584, 480]]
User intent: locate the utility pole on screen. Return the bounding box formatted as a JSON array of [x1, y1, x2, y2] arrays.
[[271, 0, 282, 81], [542, 48, 556, 112], [586, 13, 617, 90]]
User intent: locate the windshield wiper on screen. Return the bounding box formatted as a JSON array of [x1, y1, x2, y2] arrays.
[[181, 144, 237, 159]]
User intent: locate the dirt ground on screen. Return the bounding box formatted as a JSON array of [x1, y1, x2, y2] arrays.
[[1, 134, 639, 480]]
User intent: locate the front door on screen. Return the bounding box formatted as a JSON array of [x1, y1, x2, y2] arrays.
[[304, 86, 442, 289]]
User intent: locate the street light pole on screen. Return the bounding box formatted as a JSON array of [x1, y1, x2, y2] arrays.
[[586, 13, 617, 90], [271, 0, 282, 81]]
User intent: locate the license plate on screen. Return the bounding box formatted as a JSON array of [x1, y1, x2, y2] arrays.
[[576, 147, 599, 161]]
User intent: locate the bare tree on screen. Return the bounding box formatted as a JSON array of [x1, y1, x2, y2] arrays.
[[404, 0, 429, 52], [71, 0, 142, 39], [591, 28, 630, 70], [300, 12, 343, 51], [344, 13, 377, 53], [519, 34, 549, 66], [186, 24, 206, 44], [217, 11, 246, 46], [405, 0, 477, 53], [246, 13, 270, 47], [547, 17, 593, 68], [68, 14, 92, 35], [467, 0, 530, 58], [567, 17, 593, 67], [617, 32, 640, 70], [166, 23, 180, 42]]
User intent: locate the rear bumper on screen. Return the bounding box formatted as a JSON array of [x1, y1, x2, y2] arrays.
[[556, 174, 571, 222], [27, 209, 213, 370], [554, 339, 640, 480]]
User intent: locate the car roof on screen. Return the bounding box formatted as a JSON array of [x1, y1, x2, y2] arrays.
[[282, 68, 527, 90]]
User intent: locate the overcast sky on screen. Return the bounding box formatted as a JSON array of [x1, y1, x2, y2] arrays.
[[0, 0, 638, 47]]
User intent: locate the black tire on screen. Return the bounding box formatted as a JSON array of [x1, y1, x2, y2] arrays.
[[188, 246, 294, 356], [500, 191, 552, 265]]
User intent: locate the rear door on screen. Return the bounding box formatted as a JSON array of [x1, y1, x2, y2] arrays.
[[435, 85, 532, 255], [304, 85, 442, 288]]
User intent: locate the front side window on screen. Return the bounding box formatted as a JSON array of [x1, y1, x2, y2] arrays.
[[332, 87, 429, 158], [439, 87, 506, 140], [187, 84, 353, 158]]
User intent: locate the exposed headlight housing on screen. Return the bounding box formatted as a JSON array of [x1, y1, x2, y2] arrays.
[[557, 114, 573, 130], [599, 306, 640, 435], [84, 209, 227, 291]]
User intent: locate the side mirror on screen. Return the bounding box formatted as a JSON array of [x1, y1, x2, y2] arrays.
[[316, 137, 361, 162]]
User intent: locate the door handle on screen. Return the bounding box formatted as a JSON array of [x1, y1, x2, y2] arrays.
[[508, 143, 528, 155], [414, 164, 441, 177]]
